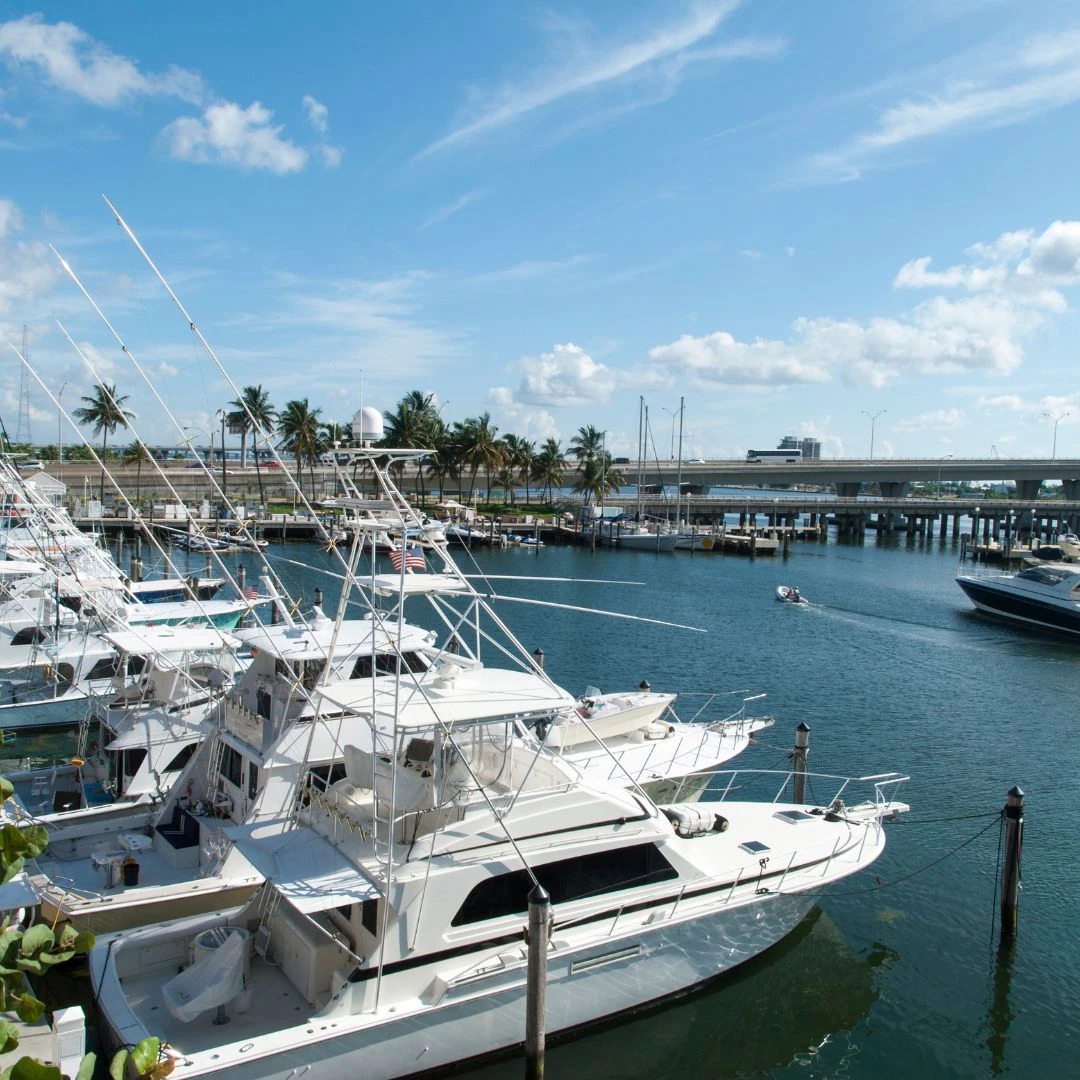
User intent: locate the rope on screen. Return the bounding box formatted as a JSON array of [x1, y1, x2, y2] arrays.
[[798, 815, 1001, 898]]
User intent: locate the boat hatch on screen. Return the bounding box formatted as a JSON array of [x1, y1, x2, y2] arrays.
[[774, 809, 816, 824], [739, 839, 770, 853]]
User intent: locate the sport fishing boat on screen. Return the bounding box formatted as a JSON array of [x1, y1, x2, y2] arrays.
[[956, 562, 1080, 636], [8, 625, 240, 853], [89, 722, 907, 1078]]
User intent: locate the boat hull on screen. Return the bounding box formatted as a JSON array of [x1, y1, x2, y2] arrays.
[[99, 891, 818, 1079], [956, 576, 1080, 636]]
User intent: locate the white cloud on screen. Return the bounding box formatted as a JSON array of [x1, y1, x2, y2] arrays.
[[467, 254, 593, 286], [807, 30, 1080, 181], [0, 200, 58, 347], [738, 248, 763, 260], [418, 2, 782, 156], [976, 393, 1025, 411], [649, 220, 1080, 391], [161, 101, 307, 173], [487, 387, 560, 441], [418, 188, 489, 232], [892, 408, 965, 431], [301, 94, 343, 168], [786, 246, 796, 257], [302, 94, 328, 135], [0, 14, 204, 106], [497, 342, 617, 408]]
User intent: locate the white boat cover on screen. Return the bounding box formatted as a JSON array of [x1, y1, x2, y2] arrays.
[[162, 926, 246, 1022], [223, 819, 381, 913], [371, 573, 469, 597], [100, 625, 240, 655]]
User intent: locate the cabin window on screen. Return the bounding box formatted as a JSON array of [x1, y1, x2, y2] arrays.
[[108, 747, 147, 783], [302, 660, 327, 690], [221, 744, 243, 787], [247, 762, 259, 800], [86, 656, 122, 680], [361, 898, 378, 936], [451, 843, 678, 926], [301, 762, 347, 804], [12, 627, 47, 646], [162, 742, 198, 773]]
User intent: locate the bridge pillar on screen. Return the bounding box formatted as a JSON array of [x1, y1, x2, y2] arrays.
[[1013, 479, 1042, 500], [952, 512, 961, 540], [938, 512, 947, 540], [1061, 479, 1080, 501], [835, 482, 862, 499], [879, 481, 910, 499]]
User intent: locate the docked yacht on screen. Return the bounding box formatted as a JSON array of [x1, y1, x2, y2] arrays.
[[956, 563, 1080, 636]]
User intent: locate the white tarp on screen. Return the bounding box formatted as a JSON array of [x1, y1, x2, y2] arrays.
[[162, 926, 246, 1022]]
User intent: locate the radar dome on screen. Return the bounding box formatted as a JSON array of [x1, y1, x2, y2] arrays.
[[351, 406, 384, 444]]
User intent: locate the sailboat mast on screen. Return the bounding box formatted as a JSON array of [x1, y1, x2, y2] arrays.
[[636, 396, 645, 521], [675, 396, 684, 525]]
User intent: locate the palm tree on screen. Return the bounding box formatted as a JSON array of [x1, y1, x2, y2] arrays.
[[572, 453, 624, 505], [73, 383, 135, 502], [568, 425, 605, 465], [456, 413, 506, 502], [122, 440, 152, 506], [533, 437, 565, 504], [228, 385, 276, 510], [384, 392, 440, 501], [277, 399, 324, 494], [503, 434, 535, 506]]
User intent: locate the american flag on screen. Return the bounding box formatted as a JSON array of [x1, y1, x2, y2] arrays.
[[243, 585, 259, 600], [390, 545, 425, 572]]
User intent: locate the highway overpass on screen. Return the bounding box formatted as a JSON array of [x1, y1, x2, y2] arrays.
[[631, 458, 1080, 500]]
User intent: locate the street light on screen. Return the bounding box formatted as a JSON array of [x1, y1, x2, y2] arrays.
[[1043, 409, 1070, 460], [661, 407, 676, 460], [937, 453, 953, 498], [861, 409, 886, 460]]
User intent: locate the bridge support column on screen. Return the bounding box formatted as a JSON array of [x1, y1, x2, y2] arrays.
[[952, 512, 961, 540], [1013, 479, 1042, 501], [835, 482, 862, 499], [939, 512, 948, 540], [1062, 479, 1080, 501], [879, 481, 911, 499]]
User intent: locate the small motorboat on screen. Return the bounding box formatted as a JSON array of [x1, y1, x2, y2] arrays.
[[776, 585, 809, 605]]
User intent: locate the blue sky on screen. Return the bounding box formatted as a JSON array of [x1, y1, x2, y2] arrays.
[[2, 0, 1080, 462]]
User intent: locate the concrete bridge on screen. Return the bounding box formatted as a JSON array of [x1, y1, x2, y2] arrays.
[[634, 458, 1080, 500]]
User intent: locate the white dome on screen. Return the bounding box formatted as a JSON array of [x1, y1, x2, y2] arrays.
[[351, 406, 384, 443]]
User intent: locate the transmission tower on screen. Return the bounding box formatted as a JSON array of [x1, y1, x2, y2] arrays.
[[14, 325, 32, 445]]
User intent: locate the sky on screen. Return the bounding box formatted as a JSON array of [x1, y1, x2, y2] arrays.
[[2, 0, 1080, 463]]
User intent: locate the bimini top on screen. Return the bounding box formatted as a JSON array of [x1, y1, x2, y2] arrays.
[[100, 625, 241, 656], [224, 818, 381, 912], [318, 664, 576, 730], [234, 615, 435, 661]]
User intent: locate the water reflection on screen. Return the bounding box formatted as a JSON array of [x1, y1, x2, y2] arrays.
[[455, 909, 895, 1080], [985, 940, 1016, 1076]]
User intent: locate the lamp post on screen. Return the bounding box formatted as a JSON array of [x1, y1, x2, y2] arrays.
[[861, 409, 886, 461], [937, 453, 953, 498], [1043, 409, 1070, 460], [216, 409, 227, 510], [661, 407, 676, 460]]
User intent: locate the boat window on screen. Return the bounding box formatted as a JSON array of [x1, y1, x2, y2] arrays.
[[451, 843, 678, 926], [247, 762, 259, 800], [349, 652, 425, 679], [12, 627, 47, 646], [302, 761, 347, 804], [361, 898, 378, 936], [86, 656, 122, 680], [112, 747, 146, 780], [1017, 566, 1071, 585], [221, 744, 243, 787], [162, 742, 198, 773], [301, 659, 327, 690]]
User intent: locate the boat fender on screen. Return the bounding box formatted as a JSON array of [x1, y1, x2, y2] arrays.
[[644, 721, 673, 740]]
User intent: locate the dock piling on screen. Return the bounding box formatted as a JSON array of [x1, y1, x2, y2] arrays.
[[792, 722, 810, 804], [1000, 786, 1024, 942], [525, 884, 551, 1080]]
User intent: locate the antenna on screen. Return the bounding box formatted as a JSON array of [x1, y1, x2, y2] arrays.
[[14, 325, 32, 445]]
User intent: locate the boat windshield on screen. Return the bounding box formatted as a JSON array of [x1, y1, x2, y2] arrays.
[[1016, 566, 1075, 586]]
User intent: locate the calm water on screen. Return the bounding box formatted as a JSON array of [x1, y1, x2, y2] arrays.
[[21, 531, 1080, 1078]]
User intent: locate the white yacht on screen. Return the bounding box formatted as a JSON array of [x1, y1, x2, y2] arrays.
[[957, 562, 1080, 636]]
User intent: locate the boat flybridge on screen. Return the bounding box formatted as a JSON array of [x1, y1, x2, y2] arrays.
[[10, 624, 241, 852]]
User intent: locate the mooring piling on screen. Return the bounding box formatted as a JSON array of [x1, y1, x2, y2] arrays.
[[1000, 785, 1024, 942], [525, 883, 551, 1080], [792, 722, 810, 804]]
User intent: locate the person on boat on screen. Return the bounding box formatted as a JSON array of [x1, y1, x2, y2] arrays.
[[791, 587, 800, 601]]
